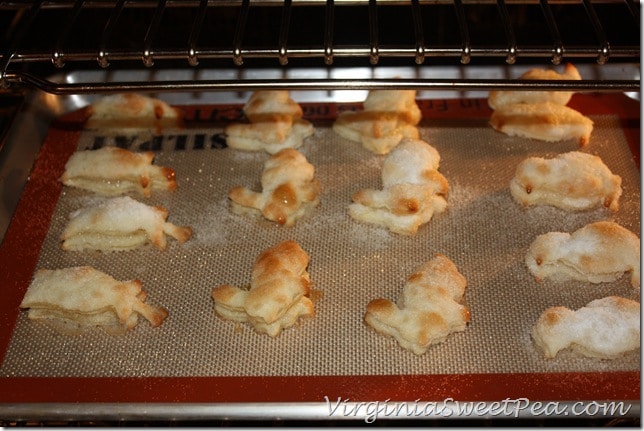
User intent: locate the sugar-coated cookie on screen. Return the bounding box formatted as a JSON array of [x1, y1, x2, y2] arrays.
[[532, 296, 640, 359], [20, 266, 168, 334], [526, 221, 640, 289], [61, 196, 192, 251], [349, 138, 448, 235], [61, 146, 177, 197], [510, 151, 622, 212]]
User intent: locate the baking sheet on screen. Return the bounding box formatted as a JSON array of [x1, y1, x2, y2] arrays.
[[0, 94, 639, 406]]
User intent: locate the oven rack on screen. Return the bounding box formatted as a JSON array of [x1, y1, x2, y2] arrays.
[[0, 0, 641, 93]]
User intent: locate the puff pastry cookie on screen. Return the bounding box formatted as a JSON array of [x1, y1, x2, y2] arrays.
[[61, 146, 177, 197], [532, 296, 640, 359], [488, 64, 593, 146], [510, 151, 622, 212], [211, 240, 314, 337], [85, 93, 182, 134], [332, 90, 422, 155], [61, 196, 192, 251], [225, 90, 314, 154], [229, 148, 320, 226], [490, 102, 594, 147], [365, 254, 470, 355], [348, 138, 448, 235], [526, 221, 640, 289], [488, 63, 581, 110], [20, 266, 169, 334]]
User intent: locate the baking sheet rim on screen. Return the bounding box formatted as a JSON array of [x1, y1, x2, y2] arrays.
[[0, 94, 640, 413]]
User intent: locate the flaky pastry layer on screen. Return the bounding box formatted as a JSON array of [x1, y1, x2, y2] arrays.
[[85, 93, 183, 134], [229, 148, 320, 226], [332, 90, 422, 155], [61, 146, 177, 197], [349, 138, 448, 235], [525, 220, 640, 289], [490, 102, 594, 147], [364, 254, 470, 355], [61, 196, 192, 251], [488, 63, 581, 110], [510, 151, 622, 212], [532, 296, 640, 359], [224, 91, 314, 154], [211, 240, 314, 337], [20, 266, 168, 333]]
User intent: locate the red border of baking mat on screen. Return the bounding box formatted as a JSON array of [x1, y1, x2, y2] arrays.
[[0, 94, 639, 404]]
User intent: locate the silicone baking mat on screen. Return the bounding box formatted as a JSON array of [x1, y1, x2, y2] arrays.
[[0, 93, 639, 403]]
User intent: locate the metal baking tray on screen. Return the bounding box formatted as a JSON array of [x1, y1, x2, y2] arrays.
[[0, 66, 640, 423]]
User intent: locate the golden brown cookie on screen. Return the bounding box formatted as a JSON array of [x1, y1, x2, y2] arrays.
[[225, 91, 314, 154], [333, 90, 422, 155], [211, 240, 314, 337], [229, 148, 320, 226], [365, 254, 469, 355]]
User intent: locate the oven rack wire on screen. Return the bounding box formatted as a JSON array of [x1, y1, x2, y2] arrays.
[[0, 0, 640, 94]]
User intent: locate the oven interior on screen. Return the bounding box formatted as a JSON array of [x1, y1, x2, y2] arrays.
[[0, 0, 640, 237], [1, 0, 640, 89]]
